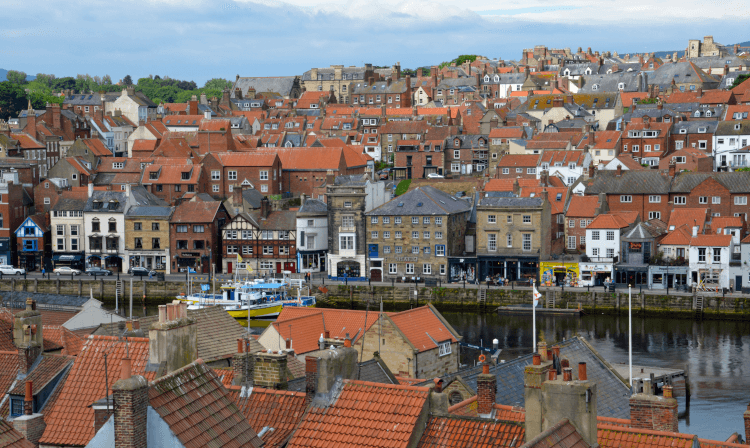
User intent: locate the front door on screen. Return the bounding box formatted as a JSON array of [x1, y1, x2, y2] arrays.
[[368, 244, 378, 258], [276, 262, 282, 274], [736, 275, 743, 290], [228, 261, 233, 274], [284, 262, 296, 273], [371, 269, 382, 281]]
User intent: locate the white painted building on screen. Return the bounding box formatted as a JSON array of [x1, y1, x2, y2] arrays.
[[51, 189, 86, 270], [296, 196, 329, 274], [585, 214, 631, 262], [713, 120, 750, 170], [688, 234, 733, 289]]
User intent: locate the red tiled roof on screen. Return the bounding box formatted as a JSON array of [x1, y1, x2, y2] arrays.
[[497, 154, 540, 167], [199, 119, 232, 132], [131, 139, 157, 154], [164, 103, 188, 113], [343, 145, 373, 168], [610, 155, 646, 170], [389, 305, 458, 353], [163, 115, 204, 126], [83, 139, 111, 157], [447, 395, 478, 417], [257, 147, 344, 171], [39, 336, 154, 447], [0, 419, 34, 448], [0, 351, 19, 404], [142, 164, 200, 185], [699, 90, 733, 105], [526, 140, 570, 150], [275, 307, 384, 348], [230, 387, 307, 448], [520, 187, 568, 214], [271, 311, 326, 354], [660, 227, 692, 246], [710, 216, 743, 230], [212, 368, 235, 387], [588, 214, 631, 229], [668, 208, 707, 233], [690, 234, 732, 247], [417, 415, 525, 448], [597, 424, 697, 448], [620, 92, 649, 106], [286, 380, 430, 448], [484, 178, 541, 192], [149, 360, 264, 448], [567, 195, 600, 218], [723, 105, 750, 121], [8, 354, 73, 395], [42, 326, 85, 355], [489, 127, 524, 139], [10, 133, 44, 149], [525, 418, 588, 448], [171, 201, 222, 223]]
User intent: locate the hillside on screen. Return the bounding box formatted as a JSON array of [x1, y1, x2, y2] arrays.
[[0, 69, 36, 82]]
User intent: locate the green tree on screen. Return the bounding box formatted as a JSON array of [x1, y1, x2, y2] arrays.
[[203, 78, 231, 90], [101, 74, 112, 85], [35, 73, 55, 87], [731, 74, 750, 89], [454, 55, 478, 65], [123, 75, 133, 86], [6, 70, 27, 84], [0, 81, 29, 120]]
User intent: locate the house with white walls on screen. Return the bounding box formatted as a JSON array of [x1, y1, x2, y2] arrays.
[[688, 234, 733, 290]]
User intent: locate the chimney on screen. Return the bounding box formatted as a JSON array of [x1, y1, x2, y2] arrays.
[[305, 342, 359, 406], [669, 161, 676, 178], [253, 350, 289, 390], [234, 88, 243, 100], [524, 351, 553, 442], [697, 86, 703, 97], [125, 183, 131, 198], [25, 100, 36, 134], [232, 338, 255, 386], [88, 182, 94, 198], [566, 94, 573, 105], [539, 362, 598, 447], [12, 380, 46, 447], [15, 299, 43, 375], [111, 372, 149, 448], [188, 95, 198, 115], [430, 378, 449, 416], [149, 302, 197, 374], [260, 197, 271, 219], [476, 356, 496, 416], [629, 385, 678, 432], [204, 110, 211, 120], [512, 178, 520, 195], [552, 97, 563, 108], [326, 169, 335, 186]]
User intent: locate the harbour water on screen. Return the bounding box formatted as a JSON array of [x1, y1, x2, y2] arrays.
[[443, 312, 750, 441]]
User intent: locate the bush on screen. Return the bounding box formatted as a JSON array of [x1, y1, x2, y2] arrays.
[[394, 179, 411, 196]]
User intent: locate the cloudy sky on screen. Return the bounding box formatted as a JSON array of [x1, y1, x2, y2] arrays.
[[2, 0, 748, 85]]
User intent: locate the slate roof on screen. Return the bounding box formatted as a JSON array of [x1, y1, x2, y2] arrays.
[[366, 186, 472, 216], [229, 386, 307, 448], [478, 197, 544, 208], [248, 210, 296, 231], [357, 357, 399, 384], [672, 120, 718, 134], [39, 336, 155, 447], [285, 380, 431, 448], [0, 292, 88, 309], [7, 354, 73, 396], [297, 198, 328, 215], [0, 419, 34, 448], [585, 171, 672, 195], [579, 72, 648, 93], [649, 62, 719, 89], [301, 67, 368, 82], [125, 206, 173, 218], [83, 191, 127, 212], [148, 360, 264, 448], [452, 337, 631, 419], [715, 119, 750, 136], [417, 415, 525, 448]]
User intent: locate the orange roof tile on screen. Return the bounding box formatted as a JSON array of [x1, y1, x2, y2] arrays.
[[275, 307, 384, 348], [163, 115, 204, 126], [230, 387, 307, 448], [131, 139, 157, 155], [598, 424, 697, 448], [8, 354, 73, 396], [567, 195, 600, 218], [0, 351, 19, 403], [199, 118, 233, 132], [394, 376, 423, 386], [0, 419, 34, 448], [272, 311, 326, 354], [723, 105, 750, 121], [257, 147, 344, 171], [484, 178, 541, 192], [620, 92, 649, 106], [710, 216, 743, 230], [690, 234, 732, 247], [149, 360, 263, 448], [42, 326, 85, 356], [286, 380, 430, 448], [588, 214, 631, 229], [417, 415, 525, 448], [141, 164, 200, 185], [83, 138, 111, 157], [171, 201, 222, 224], [525, 418, 589, 448], [389, 306, 458, 353], [10, 133, 44, 149], [668, 208, 708, 233], [660, 227, 692, 246], [489, 127, 525, 139], [39, 336, 154, 447], [497, 154, 541, 167], [699, 90, 733, 105], [343, 145, 373, 168]]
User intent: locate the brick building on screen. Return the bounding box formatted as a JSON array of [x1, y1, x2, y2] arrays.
[[565, 194, 607, 253], [350, 77, 411, 108], [140, 163, 202, 205], [621, 116, 672, 166], [170, 200, 228, 274], [33, 178, 71, 215], [125, 205, 174, 274], [392, 140, 444, 180], [380, 121, 429, 164], [496, 154, 541, 179], [201, 152, 282, 200], [365, 186, 471, 282]]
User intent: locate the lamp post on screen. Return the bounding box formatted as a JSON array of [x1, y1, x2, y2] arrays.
[[628, 283, 633, 391]]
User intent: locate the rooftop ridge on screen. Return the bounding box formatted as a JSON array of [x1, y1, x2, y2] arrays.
[[342, 379, 431, 392]]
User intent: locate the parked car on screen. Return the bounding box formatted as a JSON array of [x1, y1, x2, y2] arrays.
[[129, 266, 155, 277], [427, 173, 444, 179], [0, 265, 25, 275], [86, 267, 113, 276], [54, 266, 81, 276]]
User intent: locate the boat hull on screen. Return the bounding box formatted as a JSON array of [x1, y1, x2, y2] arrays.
[[248, 304, 282, 318]]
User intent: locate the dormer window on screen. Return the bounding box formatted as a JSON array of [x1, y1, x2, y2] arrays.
[[698, 127, 706, 133], [494, 75, 499, 82], [112, 162, 124, 169], [679, 129, 687, 134], [484, 75, 490, 82], [181, 172, 190, 180], [592, 84, 598, 90], [149, 172, 158, 180], [706, 110, 712, 117], [618, 83, 625, 90]]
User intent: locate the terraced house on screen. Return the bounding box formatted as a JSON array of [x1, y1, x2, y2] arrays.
[[125, 205, 174, 274], [365, 186, 471, 282]]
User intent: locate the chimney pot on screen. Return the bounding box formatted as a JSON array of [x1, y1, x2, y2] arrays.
[[121, 357, 132, 380], [563, 367, 573, 381], [549, 370, 557, 381], [578, 362, 587, 381], [158, 305, 166, 323], [561, 358, 570, 369], [533, 353, 541, 365], [286, 338, 292, 349], [433, 378, 443, 393], [663, 385, 673, 398], [24, 380, 33, 415], [538, 343, 548, 362], [552, 345, 560, 357], [238, 339, 244, 353], [344, 338, 351, 348], [324, 330, 330, 339]]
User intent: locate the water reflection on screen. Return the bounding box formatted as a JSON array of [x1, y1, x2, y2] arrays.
[[443, 312, 750, 441]]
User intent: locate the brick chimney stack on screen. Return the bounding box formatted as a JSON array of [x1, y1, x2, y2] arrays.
[[430, 378, 449, 416], [616, 164, 622, 177], [524, 351, 553, 442], [477, 356, 496, 416], [253, 350, 289, 390], [538, 362, 598, 447], [15, 299, 43, 375], [304, 341, 359, 406], [232, 339, 255, 386], [629, 384, 678, 432], [112, 371, 149, 448], [12, 380, 46, 447]]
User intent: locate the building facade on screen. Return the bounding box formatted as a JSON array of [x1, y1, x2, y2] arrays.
[[125, 206, 174, 274]]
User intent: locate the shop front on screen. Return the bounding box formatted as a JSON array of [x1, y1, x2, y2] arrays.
[[52, 254, 85, 270], [175, 252, 202, 273], [614, 265, 648, 288], [129, 250, 169, 274], [104, 255, 123, 272], [448, 257, 478, 283], [648, 265, 688, 290], [578, 263, 613, 287], [540, 262, 579, 287], [298, 250, 326, 273], [336, 260, 361, 278], [476, 256, 539, 285]]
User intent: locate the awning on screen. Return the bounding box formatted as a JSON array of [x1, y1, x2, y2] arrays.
[[52, 254, 83, 262]]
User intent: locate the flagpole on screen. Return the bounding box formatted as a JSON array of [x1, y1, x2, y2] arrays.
[[628, 283, 633, 391], [532, 280, 536, 354]]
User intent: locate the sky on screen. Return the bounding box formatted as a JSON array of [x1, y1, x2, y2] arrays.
[[1, 0, 749, 85]]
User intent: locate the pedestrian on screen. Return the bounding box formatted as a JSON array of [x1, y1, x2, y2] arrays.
[[42, 267, 45, 276], [149, 271, 153, 280]]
